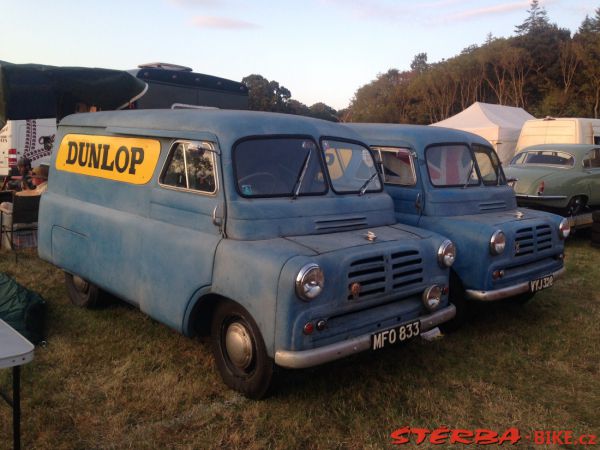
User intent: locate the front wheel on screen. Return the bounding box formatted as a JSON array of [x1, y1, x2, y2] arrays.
[[211, 300, 274, 399], [64, 272, 100, 308], [565, 196, 586, 216]]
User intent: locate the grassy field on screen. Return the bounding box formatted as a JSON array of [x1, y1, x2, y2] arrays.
[[1, 232, 599, 449]]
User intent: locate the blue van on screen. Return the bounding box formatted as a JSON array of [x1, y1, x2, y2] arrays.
[[38, 110, 457, 398], [347, 124, 569, 329]]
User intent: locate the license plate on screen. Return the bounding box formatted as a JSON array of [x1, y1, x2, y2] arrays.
[[530, 274, 554, 293], [371, 320, 420, 351]]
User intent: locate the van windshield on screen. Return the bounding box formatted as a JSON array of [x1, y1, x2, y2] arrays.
[[426, 144, 504, 187], [234, 138, 327, 197], [322, 140, 382, 194], [510, 150, 575, 167]]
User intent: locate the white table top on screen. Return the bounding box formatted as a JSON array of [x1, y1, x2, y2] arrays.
[[0, 319, 34, 369]]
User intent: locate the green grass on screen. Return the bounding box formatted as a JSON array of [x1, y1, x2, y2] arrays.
[[1, 233, 599, 449]]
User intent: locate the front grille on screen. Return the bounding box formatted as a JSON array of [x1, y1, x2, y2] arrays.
[[514, 224, 553, 256], [347, 249, 423, 300]]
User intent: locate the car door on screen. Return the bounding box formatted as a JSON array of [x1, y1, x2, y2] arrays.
[[582, 148, 600, 205]]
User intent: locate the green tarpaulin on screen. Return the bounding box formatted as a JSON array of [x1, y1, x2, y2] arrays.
[[0, 273, 46, 344]]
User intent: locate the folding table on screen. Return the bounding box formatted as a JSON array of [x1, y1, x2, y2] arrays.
[[0, 319, 34, 450]]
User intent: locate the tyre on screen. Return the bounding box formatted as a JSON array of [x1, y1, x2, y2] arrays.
[[64, 272, 100, 308], [211, 299, 274, 399], [439, 274, 468, 333], [591, 231, 600, 244], [565, 196, 586, 216], [592, 210, 600, 222], [591, 222, 600, 234]]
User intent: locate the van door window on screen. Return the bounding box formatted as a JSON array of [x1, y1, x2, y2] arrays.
[[372, 147, 416, 186], [160, 141, 217, 193]]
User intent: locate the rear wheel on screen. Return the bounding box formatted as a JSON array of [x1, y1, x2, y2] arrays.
[[211, 299, 274, 399], [64, 272, 100, 308]]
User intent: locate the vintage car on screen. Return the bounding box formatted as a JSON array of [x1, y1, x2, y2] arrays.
[[504, 144, 600, 215], [346, 124, 569, 329], [38, 110, 457, 398]]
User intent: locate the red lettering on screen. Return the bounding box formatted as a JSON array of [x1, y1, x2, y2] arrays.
[[429, 427, 450, 445], [412, 428, 430, 445], [390, 427, 410, 445], [475, 429, 499, 445], [498, 427, 521, 445], [450, 429, 474, 444], [534, 431, 545, 444]]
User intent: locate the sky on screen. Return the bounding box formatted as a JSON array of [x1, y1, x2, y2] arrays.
[[1, 0, 597, 110]]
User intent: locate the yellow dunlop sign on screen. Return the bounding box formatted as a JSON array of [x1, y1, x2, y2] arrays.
[[56, 134, 161, 184]]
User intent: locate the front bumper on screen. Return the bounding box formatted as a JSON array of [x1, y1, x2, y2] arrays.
[[465, 267, 565, 301], [274, 304, 456, 369], [515, 194, 567, 201]]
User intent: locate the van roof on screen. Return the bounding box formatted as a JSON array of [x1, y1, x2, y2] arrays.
[[59, 109, 354, 148], [345, 123, 490, 152]]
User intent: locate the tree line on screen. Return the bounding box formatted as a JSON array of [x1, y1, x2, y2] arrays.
[[243, 1, 600, 124]]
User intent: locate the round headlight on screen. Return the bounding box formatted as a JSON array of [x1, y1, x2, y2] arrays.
[[559, 218, 571, 240], [422, 285, 442, 311], [437, 239, 456, 268], [295, 263, 324, 301], [489, 230, 506, 255]]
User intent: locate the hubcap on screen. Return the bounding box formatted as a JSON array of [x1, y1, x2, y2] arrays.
[[225, 321, 253, 370]]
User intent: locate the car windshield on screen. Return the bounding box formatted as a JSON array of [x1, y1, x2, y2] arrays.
[[322, 140, 382, 194], [426, 144, 505, 187], [510, 150, 575, 167], [234, 138, 327, 197]]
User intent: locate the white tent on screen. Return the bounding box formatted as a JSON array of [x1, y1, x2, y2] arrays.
[[431, 102, 535, 165]]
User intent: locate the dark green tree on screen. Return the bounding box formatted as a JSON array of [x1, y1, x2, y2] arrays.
[[242, 74, 291, 112], [515, 0, 550, 35]]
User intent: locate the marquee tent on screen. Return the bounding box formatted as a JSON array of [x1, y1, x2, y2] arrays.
[[431, 102, 534, 164]]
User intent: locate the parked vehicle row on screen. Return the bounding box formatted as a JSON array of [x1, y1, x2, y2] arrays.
[[37, 110, 569, 398]]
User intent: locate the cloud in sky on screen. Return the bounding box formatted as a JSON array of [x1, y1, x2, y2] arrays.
[[190, 15, 259, 29], [442, 1, 530, 22], [319, 0, 531, 24], [170, 0, 224, 7]]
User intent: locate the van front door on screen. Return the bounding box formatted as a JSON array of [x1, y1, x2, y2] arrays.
[[374, 146, 423, 227], [139, 140, 223, 331]]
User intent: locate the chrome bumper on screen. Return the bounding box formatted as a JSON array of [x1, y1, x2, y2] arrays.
[[516, 194, 567, 201], [274, 304, 456, 369], [465, 267, 565, 301]]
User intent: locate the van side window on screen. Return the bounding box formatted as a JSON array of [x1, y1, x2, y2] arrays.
[[373, 147, 416, 186], [160, 141, 217, 193]]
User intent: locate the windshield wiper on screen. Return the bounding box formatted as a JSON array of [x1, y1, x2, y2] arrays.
[[292, 150, 311, 199], [359, 172, 379, 196], [462, 161, 475, 189]]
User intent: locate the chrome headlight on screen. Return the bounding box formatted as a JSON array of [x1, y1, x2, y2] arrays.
[[559, 218, 571, 240], [422, 285, 442, 311], [437, 239, 456, 268], [295, 263, 324, 301], [489, 230, 506, 255]]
